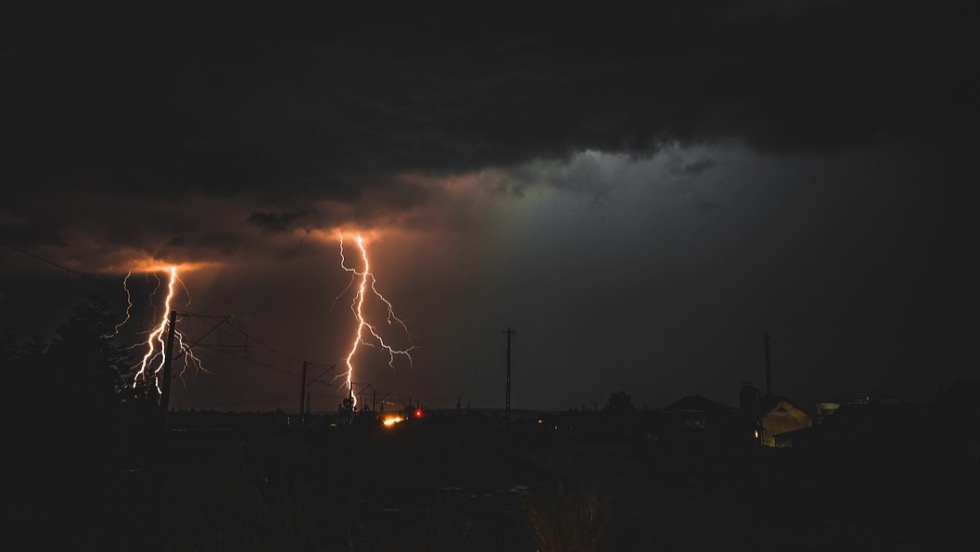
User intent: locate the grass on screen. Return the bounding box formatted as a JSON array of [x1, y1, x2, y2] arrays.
[[522, 481, 612, 552], [28, 424, 548, 551]]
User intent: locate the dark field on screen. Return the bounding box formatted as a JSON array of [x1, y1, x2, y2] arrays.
[[12, 415, 978, 552]]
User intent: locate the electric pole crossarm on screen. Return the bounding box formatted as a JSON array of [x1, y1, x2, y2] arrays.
[[169, 315, 230, 363], [307, 364, 337, 387]]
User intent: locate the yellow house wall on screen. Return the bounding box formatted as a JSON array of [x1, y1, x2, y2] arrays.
[[761, 401, 812, 447]]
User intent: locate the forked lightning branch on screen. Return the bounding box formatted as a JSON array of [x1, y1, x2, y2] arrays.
[[337, 233, 415, 408]]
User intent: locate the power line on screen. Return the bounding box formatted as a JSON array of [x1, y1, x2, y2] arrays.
[[1, 241, 129, 297], [170, 395, 297, 410], [3, 241, 352, 410], [0, 283, 63, 306], [204, 346, 304, 378], [1, 241, 230, 318], [224, 319, 334, 369]]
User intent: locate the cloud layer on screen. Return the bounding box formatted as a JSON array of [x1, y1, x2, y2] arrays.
[[2, 1, 977, 411]]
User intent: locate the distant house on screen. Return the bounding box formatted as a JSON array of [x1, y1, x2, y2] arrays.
[[785, 400, 932, 463], [664, 394, 727, 428], [737, 382, 812, 448], [788, 385, 980, 465], [660, 394, 738, 453]]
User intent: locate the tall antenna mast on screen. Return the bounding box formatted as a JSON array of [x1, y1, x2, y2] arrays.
[[764, 332, 773, 398], [503, 327, 516, 424]]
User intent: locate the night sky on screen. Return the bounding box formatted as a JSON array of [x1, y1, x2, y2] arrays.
[[2, 1, 977, 413]]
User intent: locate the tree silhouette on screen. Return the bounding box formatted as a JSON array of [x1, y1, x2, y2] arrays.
[[3, 331, 50, 432], [602, 391, 636, 418], [601, 391, 637, 438], [48, 295, 130, 428], [5, 294, 156, 441]]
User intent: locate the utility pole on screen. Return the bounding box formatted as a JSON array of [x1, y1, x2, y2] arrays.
[[503, 327, 515, 424], [347, 383, 354, 425], [299, 361, 308, 428], [372, 390, 376, 412], [159, 310, 177, 431], [764, 332, 773, 398]]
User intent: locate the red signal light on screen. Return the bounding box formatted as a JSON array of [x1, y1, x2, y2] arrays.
[[414, 408, 423, 419]]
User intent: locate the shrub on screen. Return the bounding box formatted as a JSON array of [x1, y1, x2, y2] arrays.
[[522, 482, 611, 552]]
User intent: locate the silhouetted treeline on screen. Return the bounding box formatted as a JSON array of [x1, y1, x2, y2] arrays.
[[4, 294, 158, 451]]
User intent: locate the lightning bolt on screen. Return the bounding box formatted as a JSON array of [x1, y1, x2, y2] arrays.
[[104, 271, 133, 338], [129, 265, 206, 395], [337, 233, 414, 408]]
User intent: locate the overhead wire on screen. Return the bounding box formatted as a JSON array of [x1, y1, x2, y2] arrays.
[[2, 242, 351, 411]]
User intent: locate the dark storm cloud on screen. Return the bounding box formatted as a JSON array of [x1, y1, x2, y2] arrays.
[[674, 158, 716, 178], [5, 0, 978, 417], [3, 0, 976, 206], [247, 210, 315, 233]]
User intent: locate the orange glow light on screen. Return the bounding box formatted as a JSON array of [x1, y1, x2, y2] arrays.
[[383, 415, 405, 427]]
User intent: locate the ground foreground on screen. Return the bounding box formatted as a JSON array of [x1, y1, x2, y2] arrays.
[[11, 416, 978, 551]]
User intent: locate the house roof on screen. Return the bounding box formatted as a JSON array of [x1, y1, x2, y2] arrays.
[[740, 395, 808, 420]]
